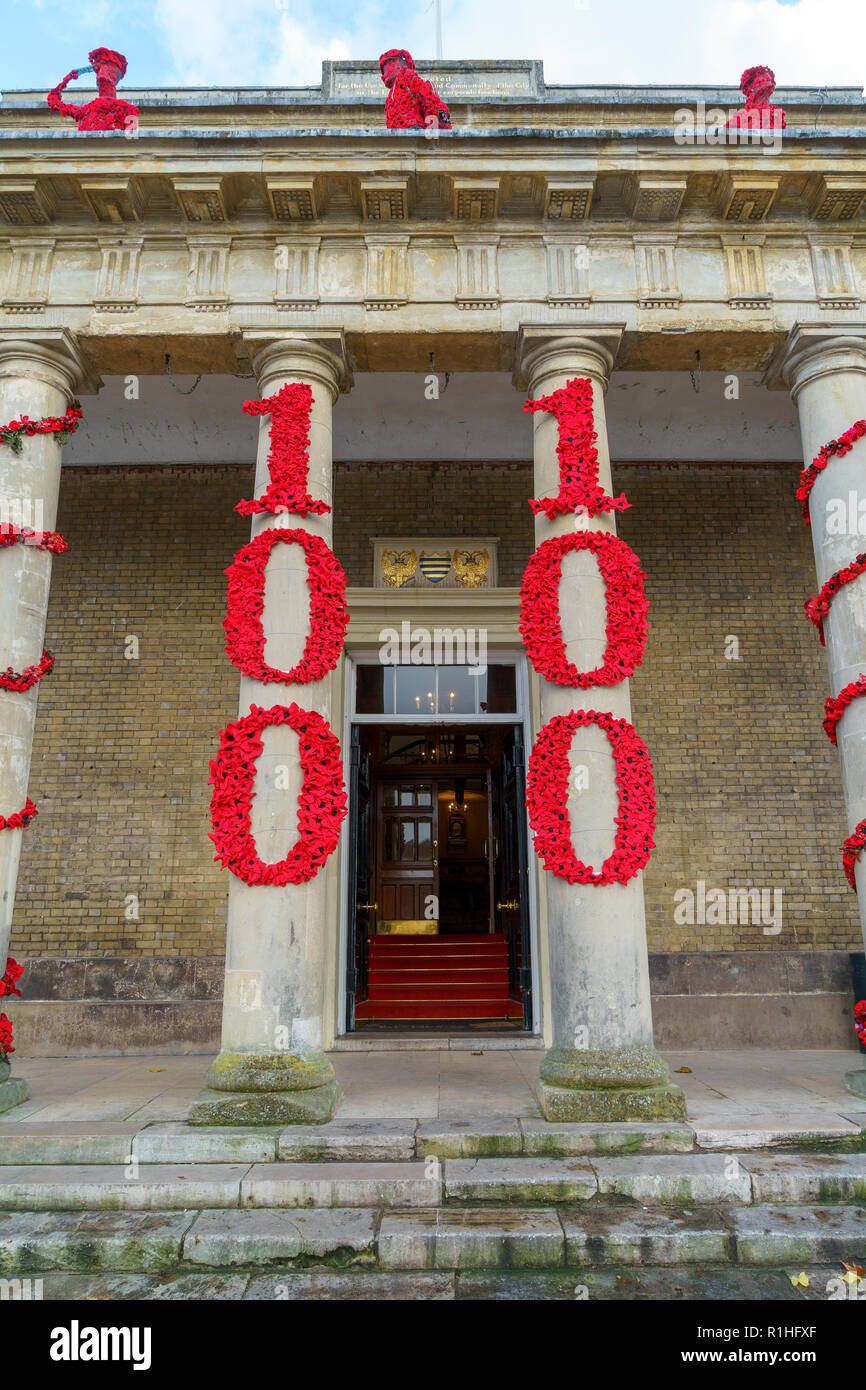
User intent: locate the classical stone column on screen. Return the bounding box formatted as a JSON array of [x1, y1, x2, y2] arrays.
[[514, 325, 685, 1121], [191, 333, 351, 1125], [0, 330, 96, 1114], [768, 325, 866, 1096]]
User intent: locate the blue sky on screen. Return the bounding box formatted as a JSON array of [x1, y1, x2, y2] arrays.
[[3, 0, 865, 91]]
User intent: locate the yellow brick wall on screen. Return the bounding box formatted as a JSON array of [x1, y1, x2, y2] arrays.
[[9, 459, 859, 959]]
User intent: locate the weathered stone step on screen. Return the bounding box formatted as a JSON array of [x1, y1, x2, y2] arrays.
[[3, 1153, 866, 1213], [0, 1162, 440, 1211], [3, 1204, 865, 1278], [15, 1266, 846, 1301], [0, 1118, 699, 1166]]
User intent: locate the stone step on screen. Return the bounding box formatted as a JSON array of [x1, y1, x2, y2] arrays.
[[17, 1266, 852, 1301], [3, 1153, 866, 1213], [3, 1204, 865, 1279], [0, 1118, 699, 1165]]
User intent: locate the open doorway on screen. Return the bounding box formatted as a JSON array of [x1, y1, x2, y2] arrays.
[[345, 724, 532, 1030]]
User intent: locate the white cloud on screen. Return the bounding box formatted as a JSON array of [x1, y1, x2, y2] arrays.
[[152, 0, 866, 89]]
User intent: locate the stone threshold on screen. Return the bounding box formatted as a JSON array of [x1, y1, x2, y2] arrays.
[[331, 1032, 544, 1051]]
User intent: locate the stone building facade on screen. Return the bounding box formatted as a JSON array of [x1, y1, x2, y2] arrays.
[[1, 61, 866, 1117]]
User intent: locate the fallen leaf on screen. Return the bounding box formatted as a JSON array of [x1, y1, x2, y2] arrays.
[[674, 1066, 692, 1074], [148, 1068, 166, 1073], [843, 1261, 866, 1278], [790, 1272, 810, 1288]]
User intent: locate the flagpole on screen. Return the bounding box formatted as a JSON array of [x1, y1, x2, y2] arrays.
[[434, 0, 443, 59]]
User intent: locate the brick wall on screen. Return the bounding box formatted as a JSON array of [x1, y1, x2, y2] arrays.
[[9, 459, 860, 961]]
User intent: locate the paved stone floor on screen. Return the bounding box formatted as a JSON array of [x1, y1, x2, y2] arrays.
[[3, 1047, 866, 1140]]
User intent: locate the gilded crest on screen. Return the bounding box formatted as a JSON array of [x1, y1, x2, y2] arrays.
[[452, 548, 490, 588], [381, 548, 418, 588]]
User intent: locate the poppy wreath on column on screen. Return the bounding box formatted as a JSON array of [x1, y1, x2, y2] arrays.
[[209, 702, 348, 886], [0, 523, 67, 554], [520, 532, 648, 687], [0, 1014, 13, 1057], [523, 376, 630, 519], [842, 819, 866, 889], [0, 649, 54, 694], [823, 676, 866, 745], [236, 383, 330, 518], [804, 552, 866, 646], [223, 528, 348, 684], [0, 400, 82, 455], [0, 798, 37, 832], [526, 709, 656, 885], [796, 418, 866, 524]]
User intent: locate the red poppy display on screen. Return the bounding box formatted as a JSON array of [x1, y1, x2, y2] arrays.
[[523, 377, 630, 519], [0, 798, 38, 832], [0, 649, 54, 694], [804, 552, 866, 646], [823, 676, 866, 745], [520, 531, 648, 687], [0, 958, 22, 999], [0, 400, 82, 455], [0, 522, 68, 554], [796, 419, 866, 524], [224, 528, 348, 684], [236, 383, 330, 518], [209, 702, 348, 886], [842, 820, 866, 890], [526, 710, 656, 885], [0, 1014, 14, 1058]]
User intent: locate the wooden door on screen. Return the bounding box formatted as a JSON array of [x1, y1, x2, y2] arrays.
[[376, 779, 438, 930]]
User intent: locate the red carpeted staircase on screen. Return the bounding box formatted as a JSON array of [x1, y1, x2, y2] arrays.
[[354, 933, 524, 1021]]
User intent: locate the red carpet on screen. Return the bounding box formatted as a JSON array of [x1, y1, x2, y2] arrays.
[[354, 933, 524, 1021]]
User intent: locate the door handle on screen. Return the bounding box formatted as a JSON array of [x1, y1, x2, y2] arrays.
[[497, 899, 519, 911], [357, 902, 377, 911]]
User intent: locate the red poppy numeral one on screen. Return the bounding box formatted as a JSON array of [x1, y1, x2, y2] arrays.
[[523, 376, 630, 519], [236, 381, 330, 518]]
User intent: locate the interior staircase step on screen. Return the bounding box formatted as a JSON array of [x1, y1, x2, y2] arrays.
[[354, 1001, 524, 1020]]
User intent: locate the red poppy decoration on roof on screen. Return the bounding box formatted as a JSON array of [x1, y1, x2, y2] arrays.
[[236, 383, 330, 518], [520, 531, 648, 687], [526, 710, 656, 886], [209, 703, 348, 886], [379, 48, 451, 130], [223, 527, 348, 684], [524, 377, 630, 519], [47, 48, 137, 133]]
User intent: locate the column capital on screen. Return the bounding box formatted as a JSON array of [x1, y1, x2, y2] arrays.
[[763, 322, 866, 401], [0, 328, 101, 398], [513, 322, 625, 396], [240, 330, 353, 401]]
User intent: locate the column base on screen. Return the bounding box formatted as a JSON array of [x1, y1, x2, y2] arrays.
[[536, 1046, 687, 1123], [0, 1078, 28, 1115], [845, 1067, 866, 1099], [188, 1050, 340, 1126]]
